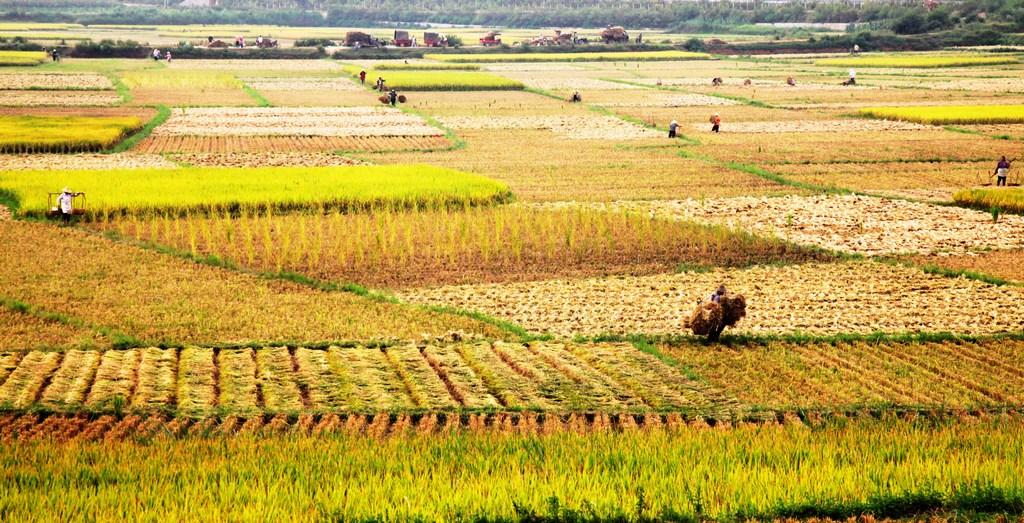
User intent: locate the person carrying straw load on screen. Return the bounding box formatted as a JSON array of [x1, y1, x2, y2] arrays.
[[688, 284, 746, 341], [710, 113, 721, 133]]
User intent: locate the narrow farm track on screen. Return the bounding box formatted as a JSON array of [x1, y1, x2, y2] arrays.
[[134, 135, 453, 153]]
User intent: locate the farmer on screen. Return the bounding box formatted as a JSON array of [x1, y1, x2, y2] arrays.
[[711, 77, 723, 87], [152, 48, 161, 61], [376, 76, 384, 90], [388, 89, 397, 106], [50, 48, 59, 62], [165, 51, 172, 63], [208, 35, 214, 44], [711, 113, 721, 133], [847, 68, 856, 85], [359, 70, 367, 84], [787, 76, 796, 86], [56, 187, 81, 226], [571, 90, 581, 102], [668, 120, 678, 138], [257, 35, 264, 46], [706, 284, 727, 304], [995, 156, 1011, 186]]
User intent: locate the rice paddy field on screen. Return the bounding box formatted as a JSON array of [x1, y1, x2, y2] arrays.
[[2, 47, 1024, 521]]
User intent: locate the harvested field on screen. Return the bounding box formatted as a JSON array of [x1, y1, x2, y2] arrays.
[[94, 206, 828, 290], [669, 338, 1024, 408], [397, 261, 1024, 336], [0, 306, 109, 350], [0, 91, 121, 106], [693, 131, 1008, 164], [776, 161, 990, 192], [0, 342, 722, 414], [909, 249, 1024, 283], [0, 73, 113, 90], [127, 89, 257, 107], [243, 77, 362, 91], [166, 60, 345, 72], [609, 195, 1024, 255], [151, 107, 439, 137], [368, 129, 804, 201], [170, 152, 362, 168], [403, 90, 570, 117], [513, 78, 648, 90], [594, 93, 740, 107], [136, 135, 452, 153], [956, 123, 1024, 138], [438, 114, 660, 140], [687, 119, 932, 133], [0, 221, 502, 344], [0, 153, 176, 171], [258, 89, 375, 107]]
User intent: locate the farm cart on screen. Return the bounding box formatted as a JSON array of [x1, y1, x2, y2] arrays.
[[394, 30, 413, 47], [424, 32, 445, 47], [47, 192, 86, 217], [480, 31, 502, 46]]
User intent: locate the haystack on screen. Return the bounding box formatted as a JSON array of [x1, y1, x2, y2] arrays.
[[378, 95, 390, 104], [720, 294, 747, 328]]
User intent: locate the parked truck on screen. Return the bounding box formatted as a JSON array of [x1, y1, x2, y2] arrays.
[[480, 31, 502, 46], [394, 30, 413, 47], [424, 32, 445, 47]]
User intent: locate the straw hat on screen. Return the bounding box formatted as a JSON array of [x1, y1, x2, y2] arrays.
[[62, 186, 70, 194], [671, 120, 677, 125]]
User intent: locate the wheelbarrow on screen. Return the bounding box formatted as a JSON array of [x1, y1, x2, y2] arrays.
[[46, 192, 87, 217]]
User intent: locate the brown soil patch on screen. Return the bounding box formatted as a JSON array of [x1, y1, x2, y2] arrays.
[[908, 249, 1024, 283]]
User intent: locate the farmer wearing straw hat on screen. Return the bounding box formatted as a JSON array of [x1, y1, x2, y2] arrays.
[[56, 187, 81, 226], [711, 113, 721, 133], [668, 120, 678, 138]]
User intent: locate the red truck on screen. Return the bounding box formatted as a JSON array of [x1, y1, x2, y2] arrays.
[[479, 31, 502, 46], [424, 31, 444, 47], [393, 30, 413, 47]]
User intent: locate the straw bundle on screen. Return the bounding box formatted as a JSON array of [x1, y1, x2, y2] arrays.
[[721, 294, 747, 327], [688, 302, 722, 336]]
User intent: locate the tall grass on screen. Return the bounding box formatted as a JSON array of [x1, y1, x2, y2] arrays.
[[424, 50, 713, 62], [0, 115, 142, 153], [94, 206, 831, 289], [816, 56, 1018, 68], [859, 105, 1024, 125], [0, 165, 511, 219], [344, 66, 523, 91], [2, 417, 1022, 521], [953, 187, 1024, 213]]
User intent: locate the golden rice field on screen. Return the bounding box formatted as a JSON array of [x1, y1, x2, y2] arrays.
[[860, 104, 1024, 125], [0, 115, 142, 153], [2, 49, 1024, 521], [0, 50, 47, 66]]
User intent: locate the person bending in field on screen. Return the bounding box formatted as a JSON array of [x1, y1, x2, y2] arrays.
[[668, 120, 678, 138], [57, 187, 81, 226], [710, 113, 721, 133], [571, 90, 581, 102], [995, 156, 1011, 186]]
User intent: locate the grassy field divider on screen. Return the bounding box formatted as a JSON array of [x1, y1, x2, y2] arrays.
[[105, 104, 170, 154], [240, 82, 272, 107], [105, 72, 133, 104]]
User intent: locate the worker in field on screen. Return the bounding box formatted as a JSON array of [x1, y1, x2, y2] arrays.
[[706, 284, 728, 304], [388, 89, 398, 106], [359, 70, 367, 84], [995, 156, 1011, 186], [165, 51, 172, 63], [787, 76, 796, 86], [668, 120, 678, 138], [152, 48, 161, 61], [57, 187, 81, 226], [846, 68, 856, 85], [50, 48, 59, 62], [571, 90, 581, 102], [711, 113, 721, 133]]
